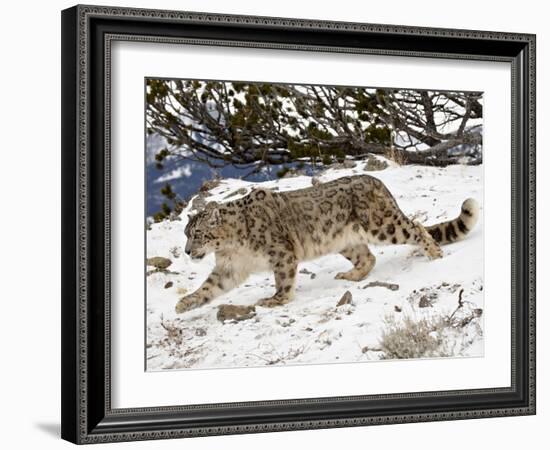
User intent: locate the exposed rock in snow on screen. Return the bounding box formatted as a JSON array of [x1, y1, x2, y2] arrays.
[[217, 304, 257, 323], [336, 291, 353, 307], [146, 256, 172, 270]]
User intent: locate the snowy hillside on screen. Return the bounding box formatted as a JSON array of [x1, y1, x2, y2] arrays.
[[146, 158, 484, 371]]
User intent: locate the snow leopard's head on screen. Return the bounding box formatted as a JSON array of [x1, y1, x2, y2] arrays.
[[184, 202, 228, 260]]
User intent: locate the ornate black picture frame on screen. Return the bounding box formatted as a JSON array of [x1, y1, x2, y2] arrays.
[[61, 4, 536, 444]]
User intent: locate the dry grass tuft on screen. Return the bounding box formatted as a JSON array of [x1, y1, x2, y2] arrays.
[[379, 315, 450, 359]]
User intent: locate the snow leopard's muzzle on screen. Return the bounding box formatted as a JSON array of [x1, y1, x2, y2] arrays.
[[185, 244, 206, 260]]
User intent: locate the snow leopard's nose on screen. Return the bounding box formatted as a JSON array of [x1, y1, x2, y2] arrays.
[[184, 241, 192, 255]]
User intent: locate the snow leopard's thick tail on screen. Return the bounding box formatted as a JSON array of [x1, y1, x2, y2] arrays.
[[425, 198, 480, 245]]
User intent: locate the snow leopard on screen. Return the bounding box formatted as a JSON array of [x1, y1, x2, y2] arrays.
[[175, 175, 479, 313]]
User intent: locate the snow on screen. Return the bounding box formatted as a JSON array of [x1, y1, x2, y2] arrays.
[[146, 158, 484, 371]]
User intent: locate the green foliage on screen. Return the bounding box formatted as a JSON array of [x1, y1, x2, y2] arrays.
[[287, 140, 318, 159], [155, 148, 170, 163], [160, 184, 176, 200], [146, 79, 169, 103], [322, 154, 333, 165], [308, 125, 334, 141], [276, 167, 291, 178], [152, 182, 187, 222], [161, 202, 171, 216], [153, 212, 165, 223], [364, 125, 391, 144], [148, 79, 392, 168], [147, 79, 482, 173]]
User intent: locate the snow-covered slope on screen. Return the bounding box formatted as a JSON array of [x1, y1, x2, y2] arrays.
[[146, 159, 484, 371]]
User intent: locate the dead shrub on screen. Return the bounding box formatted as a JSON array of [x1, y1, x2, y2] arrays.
[[379, 315, 450, 360]]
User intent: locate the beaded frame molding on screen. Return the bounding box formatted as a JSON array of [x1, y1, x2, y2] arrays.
[[61, 4, 536, 444]]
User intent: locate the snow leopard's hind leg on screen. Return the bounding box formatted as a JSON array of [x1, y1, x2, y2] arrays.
[[335, 243, 376, 281], [351, 177, 442, 260], [368, 213, 443, 260]]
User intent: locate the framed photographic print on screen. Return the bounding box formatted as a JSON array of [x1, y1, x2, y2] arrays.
[[61, 4, 536, 444]]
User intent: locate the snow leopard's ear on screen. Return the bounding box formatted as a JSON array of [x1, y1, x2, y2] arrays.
[[208, 207, 221, 226], [184, 212, 198, 235], [205, 201, 219, 210]]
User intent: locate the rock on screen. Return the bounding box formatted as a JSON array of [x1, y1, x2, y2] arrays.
[[362, 281, 399, 291], [299, 267, 317, 279], [342, 159, 357, 169], [418, 295, 433, 308], [394, 305, 402, 312], [223, 187, 248, 199], [164, 281, 173, 289], [169, 246, 182, 258], [364, 157, 388, 171], [217, 304, 256, 322], [146, 256, 172, 270], [195, 328, 207, 337], [199, 179, 221, 192], [282, 168, 305, 178], [336, 291, 353, 307], [278, 317, 295, 327]]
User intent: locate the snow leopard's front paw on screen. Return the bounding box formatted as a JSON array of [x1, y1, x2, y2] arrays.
[[256, 294, 291, 308], [335, 270, 367, 282], [175, 294, 205, 314]]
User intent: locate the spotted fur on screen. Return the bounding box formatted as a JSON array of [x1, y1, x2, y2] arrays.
[[175, 175, 479, 313]]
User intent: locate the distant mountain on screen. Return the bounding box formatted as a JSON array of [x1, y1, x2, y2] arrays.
[[146, 133, 317, 217]]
